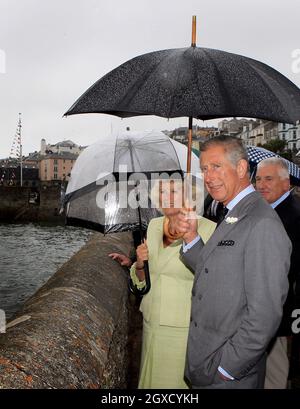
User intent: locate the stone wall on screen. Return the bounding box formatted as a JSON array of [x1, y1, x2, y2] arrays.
[[0, 185, 64, 223], [0, 232, 138, 389]]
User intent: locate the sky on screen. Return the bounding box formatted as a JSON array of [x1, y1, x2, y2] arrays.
[[0, 0, 299, 158]]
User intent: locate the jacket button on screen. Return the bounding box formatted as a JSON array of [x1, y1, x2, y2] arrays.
[[198, 294, 202, 300], [190, 316, 193, 322], [204, 268, 208, 274], [194, 321, 198, 327]]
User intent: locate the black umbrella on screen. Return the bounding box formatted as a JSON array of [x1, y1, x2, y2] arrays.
[[64, 16, 300, 293], [65, 16, 300, 173], [65, 47, 300, 125]]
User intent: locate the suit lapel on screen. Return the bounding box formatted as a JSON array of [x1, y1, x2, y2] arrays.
[[274, 193, 291, 218], [199, 191, 260, 265]]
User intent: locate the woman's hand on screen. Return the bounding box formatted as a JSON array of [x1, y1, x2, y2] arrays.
[[108, 253, 132, 267], [136, 239, 148, 269]]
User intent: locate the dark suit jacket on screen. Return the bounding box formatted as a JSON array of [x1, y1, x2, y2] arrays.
[[275, 191, 300, 336]]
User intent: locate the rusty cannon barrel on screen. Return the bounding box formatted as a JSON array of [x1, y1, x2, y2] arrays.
[[0, 232, 134, 389]]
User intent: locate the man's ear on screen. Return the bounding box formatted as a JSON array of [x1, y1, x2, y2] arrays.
[[237, 159, 248, 179], [283, 178, 290, 192]]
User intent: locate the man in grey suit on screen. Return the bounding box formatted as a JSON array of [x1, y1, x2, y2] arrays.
[[171, 135, 291, 389]]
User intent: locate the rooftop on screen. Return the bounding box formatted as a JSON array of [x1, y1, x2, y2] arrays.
[[41, 152, 79, 160], [51, 140, 78, 148]]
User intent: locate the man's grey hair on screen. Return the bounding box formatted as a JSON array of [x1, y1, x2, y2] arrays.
[[200, 135, 249, 170], [257, 157, 289, 180]]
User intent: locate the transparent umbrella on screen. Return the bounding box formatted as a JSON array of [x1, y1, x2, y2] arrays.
[[64, 130, 202, 295]]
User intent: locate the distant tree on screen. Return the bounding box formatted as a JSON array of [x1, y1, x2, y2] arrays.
[[259, 139, 294, 161], [261, 139, 286, 154], [280, 150, 293, 161]]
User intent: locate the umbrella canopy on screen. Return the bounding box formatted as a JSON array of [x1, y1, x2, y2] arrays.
[[64, 15, 300, 178], [65, 46, 300, 125], [247, 145, 300, 186], [65, 130, 201, 233]]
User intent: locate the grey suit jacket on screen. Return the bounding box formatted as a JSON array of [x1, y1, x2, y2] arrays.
[[181, 191, 291, 388]]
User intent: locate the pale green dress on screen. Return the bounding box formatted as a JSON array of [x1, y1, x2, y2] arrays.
[[130, 216, 216, 389]]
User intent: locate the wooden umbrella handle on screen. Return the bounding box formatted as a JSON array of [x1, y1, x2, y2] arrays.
[[191, 15, 197, 47], [187, 117, 193, 173], [188, 16, 197, 173]]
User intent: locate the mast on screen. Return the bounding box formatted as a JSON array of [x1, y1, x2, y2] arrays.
[[18, 113, 23, 187]]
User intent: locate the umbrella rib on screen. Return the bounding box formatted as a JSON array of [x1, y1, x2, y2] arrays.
[[191, 49, 211, 114], [243, 59, 292, 121], [133, 140, 182, 160], [134, 146, 167, 153], [165, 50, 184, 118], [118, 48, 187, 118], [168, 140, 182, 170], [131, 148, 144, 171], [112, 135, 120, 172], [132, 137, 168, 147], [114, 144, 132, 170], [140, 48, 187, 117], [133, 140, 171, 149], [200, 49, 236, 114], [116, 50, 171, 111], [116, 138, 179, 170], [130, 144, 180, 170]]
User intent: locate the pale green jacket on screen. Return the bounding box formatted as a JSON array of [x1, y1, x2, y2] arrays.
[[130, 216, 216, 327]]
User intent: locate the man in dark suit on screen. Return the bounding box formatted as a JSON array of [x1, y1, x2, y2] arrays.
[[256, 157, 300, 388], [171, 135, 291, 389]]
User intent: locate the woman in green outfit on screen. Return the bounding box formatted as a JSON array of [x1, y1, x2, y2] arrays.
[[130, 180, 216, 389]]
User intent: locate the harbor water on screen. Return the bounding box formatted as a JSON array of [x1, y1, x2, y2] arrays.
[[0, 223, 92, 319]]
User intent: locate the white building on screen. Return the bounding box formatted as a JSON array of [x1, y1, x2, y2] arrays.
[[236, 120, 279, 147], [278, 123, 300, 151], [40, 139, 86, 156], [218, 118, 252, 136], [236, 120, 260, 145]]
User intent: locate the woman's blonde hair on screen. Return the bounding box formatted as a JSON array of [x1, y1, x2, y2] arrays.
[[150, 176, 204, 214]]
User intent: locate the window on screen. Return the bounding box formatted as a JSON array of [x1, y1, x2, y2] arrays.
[[54, 159, 58, 165], [293, 130, 296, 139], [54, 173, 58, 179], [283, 123, 286, 130], [293, 143, 296, 149], [54, 166, 58, 172]]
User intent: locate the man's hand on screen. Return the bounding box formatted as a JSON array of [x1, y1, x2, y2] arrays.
[[108, 253, 132, 267], [169, 209, 198, 244]]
